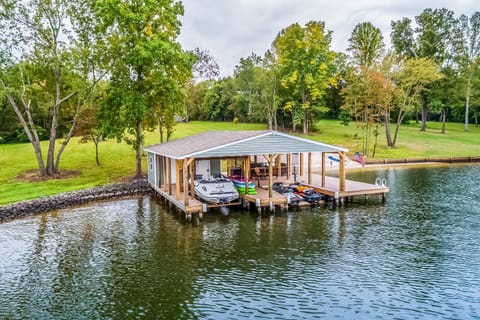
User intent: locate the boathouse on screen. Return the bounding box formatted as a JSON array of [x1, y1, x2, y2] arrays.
[[144, 130, 388, 216]]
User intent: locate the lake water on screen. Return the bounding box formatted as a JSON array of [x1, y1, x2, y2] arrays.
[[1, 164, 480, 319]]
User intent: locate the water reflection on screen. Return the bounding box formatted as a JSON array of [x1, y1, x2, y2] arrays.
[[0, 164, 480, 319]]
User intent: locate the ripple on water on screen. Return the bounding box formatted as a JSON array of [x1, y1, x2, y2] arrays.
[[1, 165, 480, 319]]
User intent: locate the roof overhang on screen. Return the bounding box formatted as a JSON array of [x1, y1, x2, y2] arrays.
[[144, 130, 347, 160]]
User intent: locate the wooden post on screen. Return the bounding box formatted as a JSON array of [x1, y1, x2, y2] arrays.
[[183, 160, 189, 206], [245, 156, 251, 180], [339, 152, 346, 192], [183, 158, 194, 206], [308, 152, 312, 184], [176, 160, 182, 200], [268, 154, 274, 198], [244, 156, 251, 194], [287, 154, 291, 178], [162, 156, 167, 189], [167, 158, 172, 195], [300, 153, 304, 176], [276, 155, 281, 178], [321, 152, 326, 187], [190, 158, 195, 203]]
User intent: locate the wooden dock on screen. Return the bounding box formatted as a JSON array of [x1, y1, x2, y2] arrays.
[[243, 187, 288, 208], [304, 175, 388, 199], [259, 174, 389, 202], [150, 173, 388, 218], [151, 184, 204, 214]]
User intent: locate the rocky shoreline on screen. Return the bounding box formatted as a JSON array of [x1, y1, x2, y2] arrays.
[[0, 179, 152, 223]]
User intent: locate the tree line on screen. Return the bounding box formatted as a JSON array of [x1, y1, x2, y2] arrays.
[[187, 8, 480, 156], [0, 2, 479, 177]]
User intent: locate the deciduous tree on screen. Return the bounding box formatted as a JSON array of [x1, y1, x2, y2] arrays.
[[273, 21, 336, 134], [0, 0, 103, 176], [96, 0, 193, 178]]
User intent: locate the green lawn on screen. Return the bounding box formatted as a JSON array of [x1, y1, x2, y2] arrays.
[[1, 120, 479, 205]]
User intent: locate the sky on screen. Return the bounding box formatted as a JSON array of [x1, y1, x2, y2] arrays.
[[178, 0, 478, 77]]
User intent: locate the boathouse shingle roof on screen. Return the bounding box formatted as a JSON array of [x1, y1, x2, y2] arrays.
[[144, 130, 347, 159]]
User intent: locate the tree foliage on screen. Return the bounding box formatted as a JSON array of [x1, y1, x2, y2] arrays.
[[96, 0, 193, 178], [348, 22, 385, 67], [0, 0, 102, 176], [273, 21, 336, 133]]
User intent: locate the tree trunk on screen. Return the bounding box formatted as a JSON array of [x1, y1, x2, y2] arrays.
[[441, 108, 447, 134], [54, 97, 81, 172], [4, 90, 46, 174], [420, 105, 428, 131], [392, 110, 407, 147], [94, 137, 100, 166], [46, 67, 62, 175], [384, 110, 393, 147], [464, 73, 472, 132], [159, 118, 164, 143], [372, 124, 379, 157], [135, 120, 143, 178]]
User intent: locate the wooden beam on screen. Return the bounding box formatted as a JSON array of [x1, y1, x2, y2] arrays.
[[308, 152, 312, 184], [300, 153, 304, 176], [183, 159, 189, 206], [167, 158, 172, 195], [287, 154, 291, 178], [190, 159, 195, 202], [339, 152, 346, 192], [321, 152, 326, 187], [268, 154, 274, 198], [176, 160, 182, 200], [276, 155, 281, 177], [162, 156, 166, 189]]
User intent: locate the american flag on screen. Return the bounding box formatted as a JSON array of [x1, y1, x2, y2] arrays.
[[352, 152, 365, 168]]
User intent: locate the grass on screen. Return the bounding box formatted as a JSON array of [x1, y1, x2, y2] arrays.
[[1, 119, 480, 205]]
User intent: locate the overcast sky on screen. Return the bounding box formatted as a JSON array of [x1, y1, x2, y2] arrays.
[[178, 0, 478, 77]]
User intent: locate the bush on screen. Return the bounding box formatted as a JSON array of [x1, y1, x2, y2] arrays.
[[15, 125, 49, 143], [339, 110, 350, 126]]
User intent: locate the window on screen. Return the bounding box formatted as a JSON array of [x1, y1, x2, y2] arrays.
[[149, 156, 153, 171]]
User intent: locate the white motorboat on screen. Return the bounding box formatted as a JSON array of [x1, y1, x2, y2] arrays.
[[192, 174, 239, 204]]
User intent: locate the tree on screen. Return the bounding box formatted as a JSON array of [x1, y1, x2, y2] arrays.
[[184, 48, 219, 122], [273, 21, 336, 134], [255, 50, 280, 130], [458, 12, 480, 131], [96, 0, 193, 178], [415, 8, 459, 131], [341, 66, 395, 157], [203, 77, 236, 121], [232, 51, 280, 128], [392, 8, 460, 132], [391, 18, 416, 59], [233, 53, 261, 121], [391, 57, 443, 145], [0, 0, 106, 176], [348, 22, 385, 67]]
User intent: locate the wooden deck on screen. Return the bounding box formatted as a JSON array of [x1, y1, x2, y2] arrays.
[[258, 174, 389, 199], [243, 187, 288, 207], [150, 184, 204, 213], [309, 176, 388, 198]]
